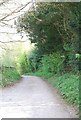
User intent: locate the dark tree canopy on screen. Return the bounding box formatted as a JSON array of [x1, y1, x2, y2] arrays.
[[17, 2, 81, 71], [18, 3, 80, 54]]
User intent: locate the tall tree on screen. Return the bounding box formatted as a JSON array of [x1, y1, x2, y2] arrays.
[[18, 2, 80, 71]]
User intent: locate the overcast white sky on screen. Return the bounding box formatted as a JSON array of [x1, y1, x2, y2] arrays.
[[0, 0, 33, 42]]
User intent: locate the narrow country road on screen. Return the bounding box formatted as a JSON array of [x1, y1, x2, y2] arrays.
[[0, 76, 78, 118]]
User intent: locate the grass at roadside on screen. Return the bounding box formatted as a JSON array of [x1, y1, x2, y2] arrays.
[[47, 73, 79, 106], [0, 70, 21, 87], [0, 73, 2, 79], [24, 70, 53, 79], [25, 71, 79, 107]]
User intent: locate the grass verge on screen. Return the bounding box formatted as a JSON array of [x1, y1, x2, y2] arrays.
[[0, 70, 21, 87], [47, 73, 79, 106]]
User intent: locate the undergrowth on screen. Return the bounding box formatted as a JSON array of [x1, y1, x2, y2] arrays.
[[48, 73, 79, 106], [0, 70, 20, 87]]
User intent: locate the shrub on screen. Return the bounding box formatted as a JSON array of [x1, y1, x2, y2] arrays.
[[39, 52, 64, 74]]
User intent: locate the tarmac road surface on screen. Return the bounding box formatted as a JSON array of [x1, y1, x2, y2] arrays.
[[0, 76, 78, 118]]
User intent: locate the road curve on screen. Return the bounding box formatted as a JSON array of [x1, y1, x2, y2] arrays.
[[0, 76, 78, 118]]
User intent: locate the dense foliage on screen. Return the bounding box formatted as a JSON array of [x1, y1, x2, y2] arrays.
[[18, 3, 80, 72], [17, 2, 80, 110]]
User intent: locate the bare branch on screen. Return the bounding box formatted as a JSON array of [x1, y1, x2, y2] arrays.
[[0, 1, 5, 6], [0, 40, 27, 43], [0, 32, 18, 34], [0, 0, 10, 6], [0, 21, 13, 27], [4, 16, 19, 22], [0, 1, 32, 22]]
